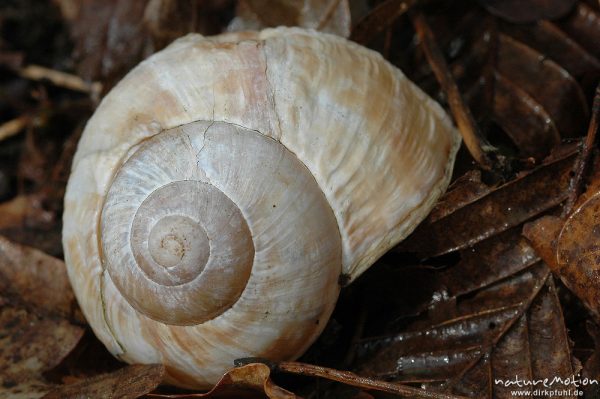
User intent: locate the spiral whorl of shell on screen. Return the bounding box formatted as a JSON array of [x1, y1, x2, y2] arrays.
[[101, 120, 342, 326], [63, 27, 461, 388]]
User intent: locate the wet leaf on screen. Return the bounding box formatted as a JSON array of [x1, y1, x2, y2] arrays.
[[227, 0, 351, 37], [3, 1, 600, 398], [355, 259, 577, 398], [490, 316, 532, 398], [43, 364, 165, 399], [502, 20, 600, 80], [526, 278, 577, 395], [355, 150, 582, 396], [558, 3, 600, 60], [397, 145, 578, 258], [496, 34, 588, 138], [478, 0, 576, 23], [492, 71, 560, 158]]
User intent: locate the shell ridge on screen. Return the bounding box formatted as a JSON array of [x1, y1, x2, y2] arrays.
[[99, 268, 127, 355], [259, 42, 283, 141], [348, 111, 462, 278]]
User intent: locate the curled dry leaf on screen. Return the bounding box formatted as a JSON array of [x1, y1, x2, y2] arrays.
[[227, 0, 351, 37], [477, 0, 577, 23], [147, 363, 297, 399], [43, 364, 165, 399]]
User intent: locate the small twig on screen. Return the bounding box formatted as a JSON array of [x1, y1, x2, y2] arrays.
[[0, 116, 28, 142], [276, 361, 470, 399], [411, 11, 497, 171], [564, 83, 600, 216], [18, 65, 102, 100]]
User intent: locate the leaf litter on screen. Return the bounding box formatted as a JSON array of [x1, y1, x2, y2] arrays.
[[1, 0, 600, 398]]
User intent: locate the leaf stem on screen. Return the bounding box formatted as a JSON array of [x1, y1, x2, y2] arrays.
[[564, 83, 600, 216], [276, 361, 471, 399]]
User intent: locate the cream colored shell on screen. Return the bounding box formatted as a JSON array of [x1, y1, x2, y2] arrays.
[[62, 27, 460, 389]]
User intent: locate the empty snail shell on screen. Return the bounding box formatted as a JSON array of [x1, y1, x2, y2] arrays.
[[62, 27, 460, 389]]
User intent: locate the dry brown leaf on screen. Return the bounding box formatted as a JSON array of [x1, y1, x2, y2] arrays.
[[57, 0, 239, 85], [143, 0, 236, 50], [64, 0, 150, 83], [522, 215, 563, 271], [43, 364, 165, 399], [0, 306, 84, 399], [555, 191, 600, 322], [227, 0, 351, 37], [147, 363, 297, 398], [350, 0, 415, 45], [0, 235, 78, 319], [0, 237, 84, 398]]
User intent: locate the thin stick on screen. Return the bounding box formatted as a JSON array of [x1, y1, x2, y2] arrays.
[[276, 361, 470, 399], [19, 65, 102, 99], [564, 83, 600, 216], [0, 116, 28, 142], [411, 11, 496, 171]]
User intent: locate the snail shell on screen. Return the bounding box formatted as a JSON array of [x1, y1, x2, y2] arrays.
[[62, 27, 460, 388]]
